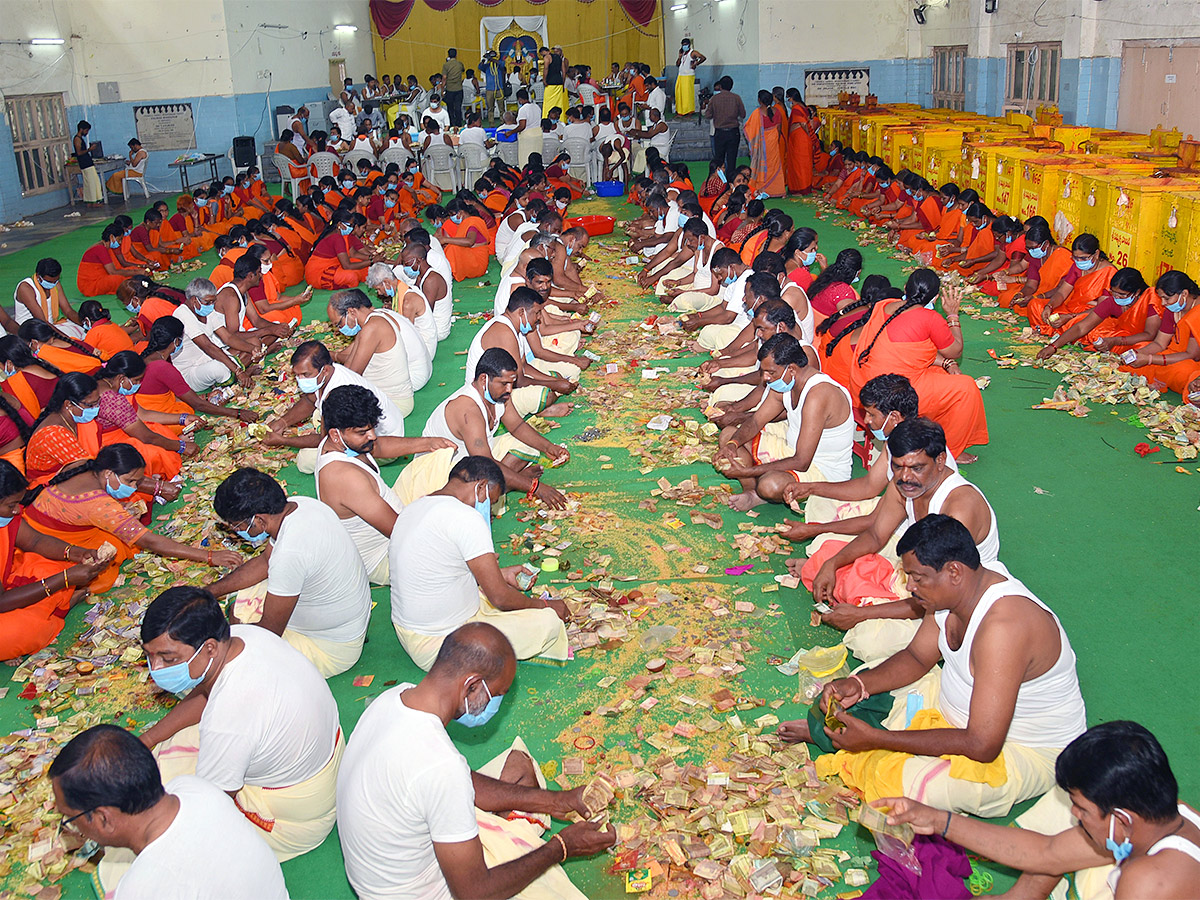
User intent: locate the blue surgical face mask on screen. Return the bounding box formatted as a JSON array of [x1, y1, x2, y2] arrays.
[[801, 250, 817, 267], [473, 483, 492, 522], [852, 274, 861, 284], [452, 214, 464, 225], [384, 198, 397, 209], [383, 285, 396, 299], [105, 474, 137, 500], [339, 313, 362, 337], [196, 197, 208, 207], [1076, 257, 1095, 271], [518, 311, 533, 335], [870, 412, 895, 442], [297, 375, 321, 394], [1112, 294, 1135, 308], [336, 429, 361, 458], [170, 340, 184, 359], [223, 185, 234, 195], [566, 245, 574, 257], [37, 277, 57, 291], [126, 301, 140, 314], [717, 169, 727, 183], [71, 402, 99, 424], [402, 264, 419, 280], [677, 214, 689, 227], [1, 364, 15, 380], [455, 677, 503, 727], [766, 368, 795, 393], [196, 303, 215, 317], [342, 180, 355, 190], [483, 376, 499, 405], [339, 224, 353, 236], [1106, 813, 1133, 864], [1166, 298, 1185, 313], [236, 516, 270, 546], [0, 515, 12, 528], [149, 642, 213, 696], [1028, 244, 1048, 259], [118, 378, 140, 396], [109, 239, 121, 249]]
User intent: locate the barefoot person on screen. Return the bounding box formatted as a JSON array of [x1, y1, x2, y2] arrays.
[[883, 721, 1200, 900], [714, 334, 852, 512], [779, 514, 1086, 819], [337, 622, 615, 899]]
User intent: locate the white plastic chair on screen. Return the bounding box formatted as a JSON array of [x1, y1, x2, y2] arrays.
[[272, 153, 305, 200], [122, 153, 150, 200], [660, 128, 676, 163], [496, 138, 519, 167], [421, 143, 459, 194], [307, 151, 340, 180], [380, 146, 414, 168], [541, 134, 562, 165], [459, 143, 489, 187], [563, 137, 594, 183], [341, 149, 377, 172]]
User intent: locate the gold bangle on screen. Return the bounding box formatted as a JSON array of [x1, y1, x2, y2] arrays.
[[41, 579, 51, 598], [553, 833, 568, 863]]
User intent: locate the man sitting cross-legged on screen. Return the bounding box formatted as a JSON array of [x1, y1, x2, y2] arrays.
[[313, 385, 454, 585], [390, 456, 570, 669], [395, 348, 570, 507], [714, 333, 853, 512], [778, 513, 1087, 819], [337, 622, 616, 899], [791, 416, 993, 664]]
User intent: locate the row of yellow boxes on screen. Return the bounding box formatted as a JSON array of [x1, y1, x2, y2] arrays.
[[818, 106, 1200, 279]]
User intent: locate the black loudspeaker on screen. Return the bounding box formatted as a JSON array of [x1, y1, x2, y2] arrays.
[[232, 136, 258, 167]]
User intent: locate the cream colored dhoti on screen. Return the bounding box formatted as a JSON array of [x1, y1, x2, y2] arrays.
[[394, 591, 569, 670], [698, 321, 744, 351], [654, 261, 695, 296], [476, 739, 588, 900], [512, 358, 582, 416], [231, 583, 365, 678], [668, 290, 722, 313], [394, 436, 539, 505]]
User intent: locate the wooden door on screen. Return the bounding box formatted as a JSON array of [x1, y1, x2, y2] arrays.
[[1118, 45, 1200, 137]]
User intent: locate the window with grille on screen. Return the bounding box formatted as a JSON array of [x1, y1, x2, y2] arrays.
[[5, 92, 71, 196], [931, 46, 967, 111], [1006, 42, 1061, 114]]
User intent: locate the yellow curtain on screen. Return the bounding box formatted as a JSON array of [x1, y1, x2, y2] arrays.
[[370, 0, 664, 87]]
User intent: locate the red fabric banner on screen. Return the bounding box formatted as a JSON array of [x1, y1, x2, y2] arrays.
[[369, 0, 415, 39], [617, 0, 657, 27]]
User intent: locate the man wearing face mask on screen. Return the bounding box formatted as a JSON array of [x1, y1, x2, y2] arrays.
[[778, 514, 1086, 822], [15, 257, 86, 339], [49, 724, 288, 899], [390, 457, 570, 670], [701, 299, 820, 407], [327, 288, 424, 414], [464, 288, 578, 418], [671, 245, 749, 322], [794, 417, 995, 661], [714, 333, 853, 514], [397, 349, 569, 507], [885, 721, 1200, 900], [264, 340, 406, 474], [137, 586, 343, 863], [338, 623, 615, 899], [397, 235, 454, 341], [207, 467, 371, 677], [313, 386, 452, 586]]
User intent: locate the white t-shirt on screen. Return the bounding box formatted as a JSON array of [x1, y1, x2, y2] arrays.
[[646, 86, 667, 118], [195, 625, 339, 791], [421, 106, 451, 130], [113, 776, 288, 900], [390, 495, 494, 635], [458, 126, 488, 148], [329, 107, 357, 141], [564, 122, 594, 144], [337, 684, 478, 900], [517, 102, 542, 131], [316, 363, 405, 437], [267, 496, 371, 643]]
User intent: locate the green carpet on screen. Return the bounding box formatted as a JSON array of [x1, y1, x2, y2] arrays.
[[0, 169, 1196, 899]]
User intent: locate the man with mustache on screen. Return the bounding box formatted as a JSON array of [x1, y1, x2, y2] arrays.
[[778, 514, 1085, 819], [792, 416, 998, 664]]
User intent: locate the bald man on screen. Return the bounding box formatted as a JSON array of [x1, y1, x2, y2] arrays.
[[337, 623, 615, 899]]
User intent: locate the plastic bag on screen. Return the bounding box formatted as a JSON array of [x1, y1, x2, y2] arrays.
[[858, 803, 922, 875]]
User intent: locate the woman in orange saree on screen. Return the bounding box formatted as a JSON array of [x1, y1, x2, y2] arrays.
[[849, 270, 988, 459], [438, 204, 490, 281], [1118, 271, 1200, 397], [784, 88, 814, 195], [25, 443, 240, 594], [744, 91, 786, 199], [243, 245, 308, 326], [1025, 234, 1114, 335], [1036, 268, 1159, 359], [899, 184, 964, 254], [137, 318, 260, 425], [78, 301, 137, 360], [18, 320, 101, 376], [0, 337, 60, 421], [304, 214, 374, 290], [941, 204, 997, 275], [24, 374, 104, 486], [208, 233, 250, 288], [1003, 221, 1079, 315]]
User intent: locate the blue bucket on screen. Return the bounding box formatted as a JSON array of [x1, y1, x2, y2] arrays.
[[594, 180, 625, 197]]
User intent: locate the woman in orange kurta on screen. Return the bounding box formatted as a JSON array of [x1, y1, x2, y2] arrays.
[[784, 89, 813, 195], [0, 462, 97, 658], [26, 443, 239, 594], [304, 215, 374, 289], [438, 208, 490, 281], [849, 271, 988, 458], [744, 91, 786, 199], [18, 320, 101, 376], [79, 301, 137, 360], [1025, 235, 1113, 334], [1119, 271, 1200, 396]]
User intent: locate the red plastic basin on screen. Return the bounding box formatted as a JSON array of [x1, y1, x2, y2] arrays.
[[565, 215, 616, 236]]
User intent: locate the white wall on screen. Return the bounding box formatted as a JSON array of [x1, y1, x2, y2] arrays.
[[759, 0, 910, 63], [221, 0, 376, 96], [662, 0, 760, 73]]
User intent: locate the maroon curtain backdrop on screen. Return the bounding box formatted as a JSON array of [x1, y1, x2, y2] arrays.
[[617, 0, 657, 27], [423, 0, 459, 10], [369, 0, 415, 39], [473, 0, 505, 5]]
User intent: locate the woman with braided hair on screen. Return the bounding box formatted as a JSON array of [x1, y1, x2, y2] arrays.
[[0, 335, 63, 420], [816, 274, 895, 392], [17, 319, 100, 376], [138, 318, 259, 424], [807, 248, 862, 325], [848, 268, 988, 460]]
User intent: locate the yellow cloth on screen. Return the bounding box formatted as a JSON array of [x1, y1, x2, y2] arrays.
[[145, 723, 343, 861], [80, 166, 103, 203], [231, 583, 364, 678], [394, 590, 569, 670], [394, 434, 539, 505], [476, 739, 588, 900], [542, 86, 567, 121], [675, 74, 696, 116]]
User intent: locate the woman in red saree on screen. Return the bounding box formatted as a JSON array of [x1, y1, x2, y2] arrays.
[[304, 213, 375, 290], [784, 88, 814, 195], [783, 228, 823, 293], [744, 91, 786, 199], [849, 270, 988, 460], [1036, 268, 1159, 359], [1025, 234, 1113, 335], [806, 249, 863, 333]]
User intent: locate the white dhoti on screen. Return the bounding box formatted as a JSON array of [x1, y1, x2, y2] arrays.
[[698, 321, 744, 351], [653, 262, 696, 296], [232, 584, 364, 678], [668, 291, 721, 313], [394, 591, 568, 671], [394, 436, 539, 505]]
